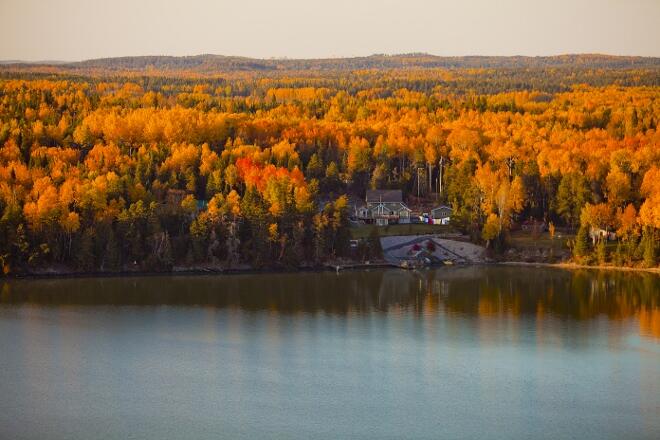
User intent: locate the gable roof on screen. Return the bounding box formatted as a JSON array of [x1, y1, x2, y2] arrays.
[[431, 205, 452, 219], [366, 189, 403, 203], [345, 194, 366, 208], [431, 205, 452, 212]]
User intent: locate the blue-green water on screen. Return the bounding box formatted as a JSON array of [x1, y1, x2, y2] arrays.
[[0, 266, 658, 439]]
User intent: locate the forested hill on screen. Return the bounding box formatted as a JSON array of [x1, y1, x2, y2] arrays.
[[6, 53, 660, 73], [0, 54, 658, 274]]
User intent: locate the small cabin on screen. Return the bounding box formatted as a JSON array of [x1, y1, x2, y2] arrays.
[[521, 219, 547, 232], [430, 205, 452, 225], [589, 227, 616, 243]]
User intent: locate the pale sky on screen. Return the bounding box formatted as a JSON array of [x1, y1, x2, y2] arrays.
[[1, 0, 658, 61]]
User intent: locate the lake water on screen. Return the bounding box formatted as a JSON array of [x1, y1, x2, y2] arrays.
[[0, 266, 658, 439]]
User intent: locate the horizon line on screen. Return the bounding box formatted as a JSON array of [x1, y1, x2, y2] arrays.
[[3, 51, 660, 65]]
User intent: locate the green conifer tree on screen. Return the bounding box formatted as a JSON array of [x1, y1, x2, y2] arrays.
[[75, 228, 96, 271], [573, 225, 591, 262], [643, 230, 657, 268], [596, 239, 608, 265], [104, 231, 122, 272], [613, 242, 624, 267]]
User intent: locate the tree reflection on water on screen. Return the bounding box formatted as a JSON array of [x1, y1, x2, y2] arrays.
[[1, 266, 659, 339]]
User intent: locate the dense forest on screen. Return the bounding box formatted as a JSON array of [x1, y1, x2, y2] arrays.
[[6, 53, 660, 72], [0, 54, 658, 274]]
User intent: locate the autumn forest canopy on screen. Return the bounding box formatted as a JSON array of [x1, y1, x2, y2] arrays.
[[0, 54, 659, 273]]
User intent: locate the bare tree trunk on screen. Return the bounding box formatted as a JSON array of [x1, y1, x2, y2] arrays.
[[428, 162, 433, 194], [438, 157, 444, 196]]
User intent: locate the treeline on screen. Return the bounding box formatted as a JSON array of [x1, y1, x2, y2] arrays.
[[0, 62, 660, 97], [0, 67, 658, 274], [9, 53, 660, 72]]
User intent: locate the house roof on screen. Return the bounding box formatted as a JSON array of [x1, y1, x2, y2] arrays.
[[345, 194, 366, 208], [431, 205, 452, 219], [366, 189, 403, 203], [431, 205, 452, 212]]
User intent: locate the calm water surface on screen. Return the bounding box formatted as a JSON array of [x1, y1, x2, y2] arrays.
[[0, 266, 658, 439]]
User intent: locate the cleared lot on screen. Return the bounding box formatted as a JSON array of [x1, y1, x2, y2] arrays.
[[350, 223, 455, 239]]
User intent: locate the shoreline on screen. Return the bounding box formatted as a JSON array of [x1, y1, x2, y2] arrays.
[[496, 260, 660, 274], [0, 261, 399, 281], [2, 260, 659, 280]]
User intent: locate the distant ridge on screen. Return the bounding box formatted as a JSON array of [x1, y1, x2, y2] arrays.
[[0, 59, 69, 65], [4, 53, 660, 73]]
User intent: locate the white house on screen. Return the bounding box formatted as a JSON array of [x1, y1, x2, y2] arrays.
[[357, 190, 412, 226], [589, 227, 616, 243], [430, 205, 452, 225]]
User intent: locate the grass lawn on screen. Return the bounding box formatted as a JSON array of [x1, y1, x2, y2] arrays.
[[508, 231, 574, 251], [350, 223, 455, 239]]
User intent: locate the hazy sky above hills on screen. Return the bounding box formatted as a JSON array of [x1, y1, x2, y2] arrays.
[[1, 0, 658, 61]]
